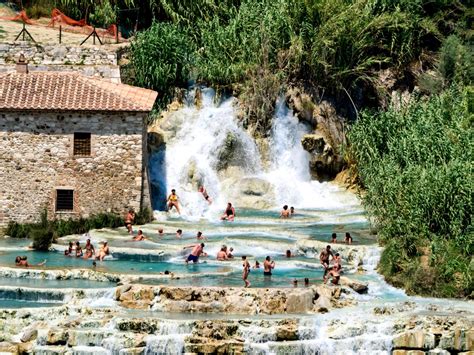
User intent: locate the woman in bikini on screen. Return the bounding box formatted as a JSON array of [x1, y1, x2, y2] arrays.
[[167, 189, 181, 214], [83, 239, 95, 259], [242, 255, 251, 287]]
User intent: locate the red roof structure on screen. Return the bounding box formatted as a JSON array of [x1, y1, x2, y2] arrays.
[[0, 71, 157, 112]]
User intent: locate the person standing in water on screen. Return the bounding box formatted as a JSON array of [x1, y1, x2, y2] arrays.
[[331, 233, 337, 243], [290, 206, 295, 215], [280, 205, 290, 218], [183, 243, 207, 263], [199, 186, 212, 204], [320, 245, 334, 282], [125, 209, 135, 235], [167, 189, 181, 215], [263, 256, 275, 276], [345, 232, 353, 244], [221, 202, 235, 221], [242, 256, 251, 287]]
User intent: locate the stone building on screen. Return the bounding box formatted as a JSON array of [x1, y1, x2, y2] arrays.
[[0, 59, 157, 225]]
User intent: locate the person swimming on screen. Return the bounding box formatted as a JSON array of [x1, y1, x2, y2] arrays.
[[167, 189, 181, 214], [15, 256, 46, 267], [290, 206, 295, 215], [227, 247, 234, 259], [133, 230, 146, 241], [331, 233, 337, 243], [196, 231, 207, 241], [221, 202, 235, 221], [176, 229, 183, 239], [263, 256, 275, 276], [199, 186, 212, 204], [253, 260, 260, 269], [157, 228, 165, 237], [242, 256, 251, 288], [285, 250, 293, 258], [280, 205, 290, 218]]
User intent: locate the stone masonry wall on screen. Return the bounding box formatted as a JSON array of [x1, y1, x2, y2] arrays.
[[0, 111, 150, 225], [0, 42, 125, 82]]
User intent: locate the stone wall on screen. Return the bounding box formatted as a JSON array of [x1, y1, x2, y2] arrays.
[[0, 111, 151, 225], [0, 42, 125, 82]]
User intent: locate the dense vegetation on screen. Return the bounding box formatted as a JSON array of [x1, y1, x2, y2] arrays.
[[6, 209, 152, 250], [348, 87, 473, 298], [125, 0, 470, 133]]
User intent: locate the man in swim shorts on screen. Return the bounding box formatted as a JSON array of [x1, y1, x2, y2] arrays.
[[167, 189, 181, 214], [320, 245, 334, 282], [183, 243, 207, 263], [263, 256, 275, 276], [125, 209, 135, 235]]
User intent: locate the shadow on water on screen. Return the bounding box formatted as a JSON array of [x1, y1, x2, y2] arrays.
[[148, 135, 167, 211]]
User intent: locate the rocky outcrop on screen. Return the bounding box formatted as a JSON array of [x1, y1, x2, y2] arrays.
[[301, 133, 345, 181], [286, 87, 346, 181], [392, 316, 474, 354], [219, 167, 275, 209], [115, 284, 358, 314]]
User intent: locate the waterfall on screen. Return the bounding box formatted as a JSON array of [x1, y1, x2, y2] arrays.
[[144, 321, 192, 354], [150, 88, 359, 217], [150, 88, 261, 218]]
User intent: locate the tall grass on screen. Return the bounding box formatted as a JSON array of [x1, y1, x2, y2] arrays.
[[128, 0, 469, 118], [348, 86, 473, 297]]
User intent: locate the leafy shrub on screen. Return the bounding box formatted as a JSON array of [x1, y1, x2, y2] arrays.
[[89, 0, 116, 28], [134, 207, 153, 225], [129, 21, 193, 108], [4, 210, 148, 250], [31, 226, 54, 251], [348, 86, 473, 297]]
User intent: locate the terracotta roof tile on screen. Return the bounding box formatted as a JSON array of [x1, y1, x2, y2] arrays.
[[0, 72, 157, 112]]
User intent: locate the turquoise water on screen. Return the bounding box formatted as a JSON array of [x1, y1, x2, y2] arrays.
[[0, 299, 61, 308], [0, 207, 368, 287], [0, 250, 232, 275], [142, 266, 324, 288], [0, 277, 114, 289]]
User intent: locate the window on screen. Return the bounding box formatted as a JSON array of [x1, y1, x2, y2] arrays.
[[56, 189, 74, 211], [73, 132, 91, 156]]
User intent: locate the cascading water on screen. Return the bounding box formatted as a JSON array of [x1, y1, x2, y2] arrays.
[[150, 89, 360, 218], [150, 88, 261, 218], [263, 97, 359, 210]]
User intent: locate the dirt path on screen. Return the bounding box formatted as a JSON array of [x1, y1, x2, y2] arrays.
[[0, 19, 122, 47]]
